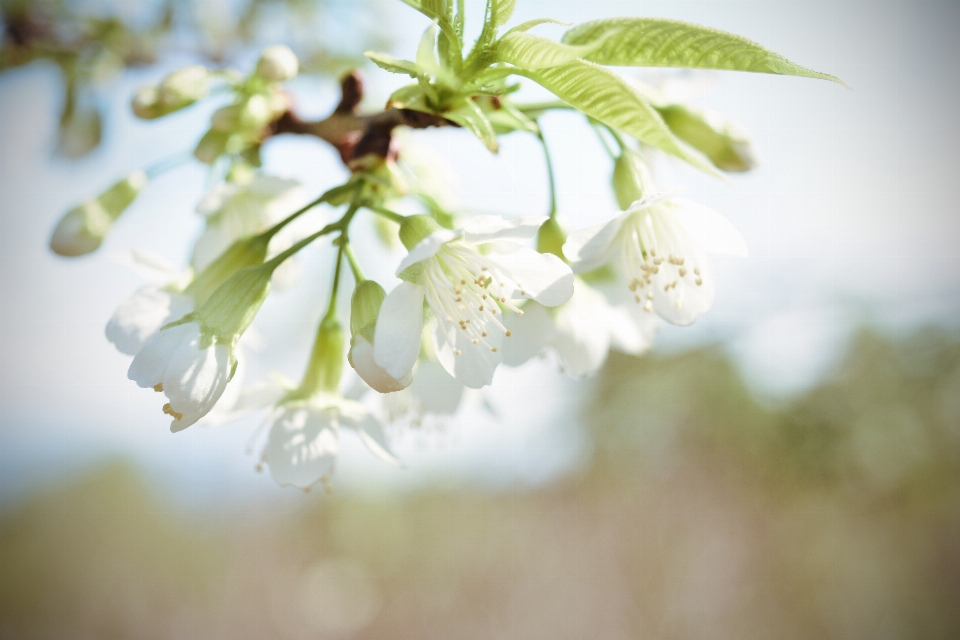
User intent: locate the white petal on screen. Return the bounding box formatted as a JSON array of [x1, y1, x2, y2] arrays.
[[488, 247, 574, 307], [266, 405, 340, 488], [652, 259, 715, 326], [127, 322, 193, 388], [191, 224, 235, 272], [374, 282, 425, 380], [196, 183, 236, 216], [395, 229, 457, 274], [461, 215, 547, 244], [351, 334, 413, 393], [551, 283, 613, 377], [611, 305, 659, 355], [670, 198, 748, 257], [338, 402, 404, 468], [500, 303, 554, 367], [409, 359, 464, 415], [163, 337, 232, 431], [432, 319, 502, 389], [106, 287, 194, 355], [562, 211, 630, 272]]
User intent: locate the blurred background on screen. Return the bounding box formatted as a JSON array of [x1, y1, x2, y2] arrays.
[[1, 1, 959, 638]]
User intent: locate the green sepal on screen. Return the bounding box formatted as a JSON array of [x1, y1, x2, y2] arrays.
[[536, 217, 567, 260], [193, 264, 273, 343], [612, 148, 656, 209], [399, 214, 442, 250], [350, 280, 387, 342], [185, 233, 271, 305]]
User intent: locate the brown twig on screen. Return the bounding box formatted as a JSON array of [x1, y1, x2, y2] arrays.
[[270, 70, 456, 168]]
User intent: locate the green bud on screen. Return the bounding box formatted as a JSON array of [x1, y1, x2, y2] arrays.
[[297, 315, 346, 397], [194, 129, 231, 164], [536, 217, 567, 260], [350, 280, 386, 342], [50, 171, 148, 257], [612, 148, 656, 209], [131, 66, 210, 120], [186, 233, 272, 305], [211, 95, 273, 133], [657, 104, 759, 173], [399, 214, 441, 250], [193, 264, 273, 342]]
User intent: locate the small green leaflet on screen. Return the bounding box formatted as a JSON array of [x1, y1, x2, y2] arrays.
[[365, 51, 420, 78], [496, 31, 608, 70], [515, 60, 722, 177], [491, 0, 517, 27], [446, 100, 499, 152], [562, 18, 846, 86]]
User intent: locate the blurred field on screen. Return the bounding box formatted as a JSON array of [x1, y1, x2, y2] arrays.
[[2, 328, 959, 639]]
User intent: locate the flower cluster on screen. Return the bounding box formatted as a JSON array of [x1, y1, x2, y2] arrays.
[[47, 0, 842, 490]]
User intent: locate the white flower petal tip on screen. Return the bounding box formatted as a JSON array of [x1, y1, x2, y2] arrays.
[[670, 198, 749, 257], [351, 334, 414, 393], [395, 229, 458, 275], [127, 322, 233, 432], [461, 215, 547, 244]]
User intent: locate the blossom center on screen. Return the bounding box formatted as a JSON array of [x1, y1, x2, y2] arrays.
[[422, 244, 520, 355], [621, 209, 704, 312]]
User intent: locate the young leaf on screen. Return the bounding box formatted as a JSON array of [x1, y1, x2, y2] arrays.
[[446, 99, 499, 152], [403, 0, 462, 69], [496, 32, 607, 70], [365, 51, 421, 78], [504, 18, 570, 37], [562, 18, 846, 86], [491, 0, 517, 27], [515, 60, 722, 177]]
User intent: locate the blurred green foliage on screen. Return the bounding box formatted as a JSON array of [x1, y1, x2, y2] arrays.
[[2, 328, 958, 638]]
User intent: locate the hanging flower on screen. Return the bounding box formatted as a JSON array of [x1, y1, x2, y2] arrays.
[[264, 393, 401, 490], [563, 190, 747, 326], [502, 277, 659, 377], [372, 214, 574, 389]]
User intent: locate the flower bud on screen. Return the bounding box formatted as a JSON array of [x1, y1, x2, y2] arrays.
[[398, 214, 440, 250], [348, 280, 412, 393], [256, 45, 299, 82], [211, 95, 273, 132], [158, 65, 210, 108], [657, 104, 760, 173], [50, 171, 148, 257], [131, 85, 160, 119], [536, 217, 567, 260], [612, 148, 656, 210]]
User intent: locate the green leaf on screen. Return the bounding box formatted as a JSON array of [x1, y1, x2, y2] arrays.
[[655, 104, 759, 173], [562, 18, 846, 86], [515, 60, 722, 177], [402, 0, 462, 70], [504, 18, 570, 37], [446, 99, 499, 152], [365, 51, 420, 78], [496, 31, 608, 70], [486, 100, 540, 135], [491, 0, 517, 27]]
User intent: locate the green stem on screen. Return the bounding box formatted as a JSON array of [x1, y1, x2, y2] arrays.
[[343, 243, 364, 283], [536, 127, 558, 219], [261, 180, 363, 242], [324, 243, 344, 321], [367, 205, 407, 224], [144, 152, 192, 178], [515, 100, 572, 114], [263, 193, 365, 273], [590, 120, 618, 161], [603, 123, 630, 152]]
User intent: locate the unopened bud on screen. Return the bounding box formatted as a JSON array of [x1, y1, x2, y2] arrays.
[[256, 45, 299, 82], [657, 104, 759, 173], [398, 214, 440, 250], [50, 171, 148, 257], [131, 86, 160, 119], [612, 148, 656, 209], [211, 95, 273, 132], [158, 65, 210, 107], [536, 217, 567, 260]]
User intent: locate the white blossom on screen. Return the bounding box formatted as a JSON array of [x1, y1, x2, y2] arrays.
[[502, 277, 658, 377], [563, 190, 747, 326], [373, 215, 574, 389], [127, 322, 234, 432]]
